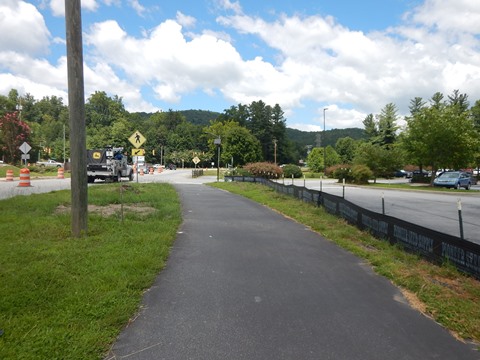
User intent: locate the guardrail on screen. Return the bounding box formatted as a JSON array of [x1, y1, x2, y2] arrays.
[[225, 176, 480, 279]]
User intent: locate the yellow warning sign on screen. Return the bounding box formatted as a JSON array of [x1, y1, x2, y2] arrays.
[[132, 148, 145, 156], [129, 130, 146, 148]]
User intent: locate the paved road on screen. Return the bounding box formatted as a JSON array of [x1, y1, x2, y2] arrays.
[[279, 178, 480, 244], [1, 170, 480, 243], [2, 170, 479, 358], [105, 182, 478, 359]]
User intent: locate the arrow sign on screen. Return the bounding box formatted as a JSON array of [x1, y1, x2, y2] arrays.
[[132, 148, 145, 156]]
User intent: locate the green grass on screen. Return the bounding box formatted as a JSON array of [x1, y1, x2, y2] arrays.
[[209, 181, 480, 346], [0, 183, 181, 359], [0, 164, 67, 178]]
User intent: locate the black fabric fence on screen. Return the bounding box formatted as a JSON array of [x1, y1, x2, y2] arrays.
[[225, 176, 480, 279]]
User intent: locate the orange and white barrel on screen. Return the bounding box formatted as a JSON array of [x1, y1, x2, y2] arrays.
[[5, 169, 14, 181], [18, 168, 31, 187], [57, 167, 65, 179]]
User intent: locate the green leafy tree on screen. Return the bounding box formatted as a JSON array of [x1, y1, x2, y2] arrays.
[[402, 93, 478, 183], [204, 120, 261, 166], [335, 137, 358, 164], [354, 143, 403, 182], [306, 147, 324, 172]]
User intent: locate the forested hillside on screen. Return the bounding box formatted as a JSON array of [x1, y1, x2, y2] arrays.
[[286, 127, 366, 148]]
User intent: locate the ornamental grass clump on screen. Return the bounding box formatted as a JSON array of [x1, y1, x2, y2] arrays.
[[244, 162, 283, 179]]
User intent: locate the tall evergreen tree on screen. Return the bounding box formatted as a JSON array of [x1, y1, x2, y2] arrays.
[[376, 103, 398, 148], [362, 114, 377, 142]]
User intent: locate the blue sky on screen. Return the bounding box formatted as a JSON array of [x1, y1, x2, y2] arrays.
[[1, 0, 479, 131]]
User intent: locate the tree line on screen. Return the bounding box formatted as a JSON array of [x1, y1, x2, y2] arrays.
[[306, 90, 480, 184], [0, 89, 298, 167], [2, 88, 479, 182]]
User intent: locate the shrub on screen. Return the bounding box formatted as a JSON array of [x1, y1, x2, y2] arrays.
[[28, 165, 47, 173], [330, 164, 353, 182], [243, 162, 283, 179], [351, 164, 372, 184], [282, 164, 302, 178], [225, 167, 252, 177]]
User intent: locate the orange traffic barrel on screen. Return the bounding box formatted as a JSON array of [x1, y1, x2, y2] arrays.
[[5, 169, 14, 181], [18, 168, 31, 187], [57, 167, 65, 179]]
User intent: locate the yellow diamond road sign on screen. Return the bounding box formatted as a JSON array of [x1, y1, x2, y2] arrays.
[[129, 130, 146, 148], [132, 148, 145, 156]]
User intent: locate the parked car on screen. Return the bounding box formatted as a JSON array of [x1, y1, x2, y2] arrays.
[[394, 169, 412, 178], [412, 169, 430, 177], [433, 171, 472, 190], [464, 171, 478, 185]]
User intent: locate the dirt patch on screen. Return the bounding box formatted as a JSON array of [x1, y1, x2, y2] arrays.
[[55, 203, 156, 217]]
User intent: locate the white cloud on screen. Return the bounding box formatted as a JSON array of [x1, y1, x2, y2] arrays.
[[49, 0, 99, 17], [129, 0, 145, 17], [176, 11, 196, 28], [216, 0, 480, 121], [407, 0, 480, 33], [1, 0, 480, 131], [84, 19, 244, 103], [0, 1, 50, 55]]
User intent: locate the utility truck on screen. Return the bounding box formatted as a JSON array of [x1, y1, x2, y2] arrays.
[[87, 146, 133, 183]]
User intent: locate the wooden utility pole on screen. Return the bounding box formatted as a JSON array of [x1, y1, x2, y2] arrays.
[[65, 0, 88, 237]]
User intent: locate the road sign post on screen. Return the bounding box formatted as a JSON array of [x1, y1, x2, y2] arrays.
[[129, 131, 147, 183]]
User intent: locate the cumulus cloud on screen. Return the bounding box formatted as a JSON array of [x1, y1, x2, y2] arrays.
[[176, 11, 196, 28], [0, 1, 50, 55], [84, 19, 244, 103], [215, 0, 480, 128], [1, 0, 480, 131]]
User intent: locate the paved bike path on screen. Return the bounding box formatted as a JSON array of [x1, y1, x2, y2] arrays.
[[106, 184, 478, 360]]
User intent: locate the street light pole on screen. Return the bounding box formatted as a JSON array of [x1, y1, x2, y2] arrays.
[[323, 107, 328, 175], [214, 137, 221, 182]]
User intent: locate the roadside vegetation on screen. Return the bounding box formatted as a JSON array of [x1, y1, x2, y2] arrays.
[[0, 183, 181, 359], [0, 164, 68, 178], [209, 181, 480, 347]]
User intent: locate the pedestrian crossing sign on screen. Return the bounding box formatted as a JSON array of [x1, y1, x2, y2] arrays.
[[129, 130, 146, 148]]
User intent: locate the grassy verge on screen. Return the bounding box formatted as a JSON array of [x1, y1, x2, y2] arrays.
[[0, 164, 68, 178], [0, 183, 181, 359], [209, 181, 480, 346]]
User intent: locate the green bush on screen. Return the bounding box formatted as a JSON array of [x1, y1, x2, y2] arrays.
[[225, 167, 252, 177], [351, 164, 372, 184], [244, 162, 283, 179], [282, 164, 302, 178], [330, 164, 353, 182]]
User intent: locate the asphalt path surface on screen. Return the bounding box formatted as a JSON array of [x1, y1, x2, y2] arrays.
[[1, 170, 479, 358], [105, 178, 478, 359]]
